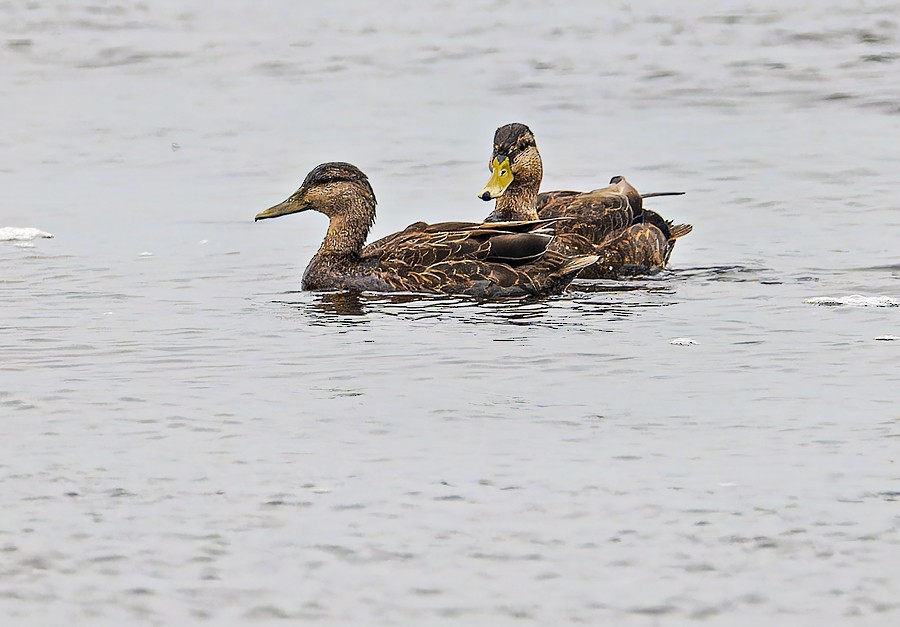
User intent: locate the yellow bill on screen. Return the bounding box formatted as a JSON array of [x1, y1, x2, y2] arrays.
[[479, 157, 513, 201]]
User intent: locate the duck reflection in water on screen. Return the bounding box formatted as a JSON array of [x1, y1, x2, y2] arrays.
[[302, 291, 450, 320], [314, 291, 367, 316]]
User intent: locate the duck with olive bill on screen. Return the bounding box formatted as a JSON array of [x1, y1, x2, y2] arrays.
[[255, 162, 598, 298]]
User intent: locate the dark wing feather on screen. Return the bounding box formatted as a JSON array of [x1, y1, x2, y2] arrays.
[[485, 233, 552, 263]]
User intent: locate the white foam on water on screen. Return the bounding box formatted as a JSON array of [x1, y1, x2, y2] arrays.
[[670, 337, 698, 346], [805, 295, 899, 308], [0, 227, 54, 242]]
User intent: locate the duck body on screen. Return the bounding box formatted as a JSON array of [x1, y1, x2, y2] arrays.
[[480, 123, 691, 279], [535, 178, 688, 278], [256, 162, 597, 297], [301, 220, 593, 297]]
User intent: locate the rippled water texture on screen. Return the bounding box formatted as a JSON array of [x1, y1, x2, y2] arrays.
[[2, 1, 898, 625]]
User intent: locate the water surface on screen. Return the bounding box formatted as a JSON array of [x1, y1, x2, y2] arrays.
[[1, 1, 898, 625]]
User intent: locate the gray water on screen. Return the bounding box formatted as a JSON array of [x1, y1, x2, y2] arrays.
[[2, 1, 899, 625]]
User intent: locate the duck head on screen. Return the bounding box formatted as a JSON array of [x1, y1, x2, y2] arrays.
[[255, 162, 376, 222], [607, 175, 642, 210], [255, 162, 377, 256], [479, 123, 543, 201]]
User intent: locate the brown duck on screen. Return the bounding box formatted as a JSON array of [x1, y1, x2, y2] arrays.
[[255, 162, 598, 297], [479, 123, 692, 279]]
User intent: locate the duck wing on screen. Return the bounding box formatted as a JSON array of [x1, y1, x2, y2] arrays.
[[376, 250, 598, 297], [537, 188, 634, 242], [358, 217, 599, 295], [363, 218, 561, 258], [374, 225, 556, 267]]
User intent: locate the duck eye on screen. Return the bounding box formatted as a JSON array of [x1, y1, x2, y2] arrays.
[[500, 169, 507, 176]]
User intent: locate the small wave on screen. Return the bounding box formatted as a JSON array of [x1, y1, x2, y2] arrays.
[[805, 295, 899, 308], [0, 227, 54, 242]]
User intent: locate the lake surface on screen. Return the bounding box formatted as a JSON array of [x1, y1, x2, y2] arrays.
[[1, 1, 898, 625]]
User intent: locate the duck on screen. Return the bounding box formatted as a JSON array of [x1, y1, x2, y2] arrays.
[[478, 122, 692, 279], [254, 162, 598, 297]]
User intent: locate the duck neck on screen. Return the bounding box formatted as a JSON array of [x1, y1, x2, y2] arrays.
[[491, 182, 540, 222], [317, 193, 375, 258]]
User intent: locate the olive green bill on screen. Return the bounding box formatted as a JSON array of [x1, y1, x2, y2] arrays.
[[255, 193, 306, 221], [479, 156, 513, 201]]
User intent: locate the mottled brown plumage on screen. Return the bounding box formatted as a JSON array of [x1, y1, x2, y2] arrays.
[[480, 123, 692, 279], [255, 162, 598, 297]]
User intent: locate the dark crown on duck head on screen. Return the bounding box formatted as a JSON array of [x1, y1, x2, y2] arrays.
[[301, 162, 376, 201], [492, 123, 536, 159]]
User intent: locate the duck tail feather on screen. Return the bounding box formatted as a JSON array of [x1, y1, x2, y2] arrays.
[[668, 224, 693, 240], [641, 191, 686, 199]]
